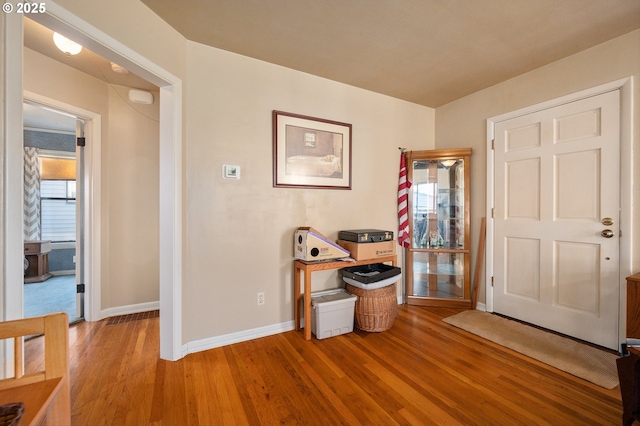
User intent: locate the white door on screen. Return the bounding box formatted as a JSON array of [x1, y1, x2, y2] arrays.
[[75, 119, 85, 320], [493, 90, 620, 350]]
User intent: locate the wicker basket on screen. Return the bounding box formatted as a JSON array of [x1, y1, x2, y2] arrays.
[[346, 282, 398, 332], [0, 403, 24, 426]]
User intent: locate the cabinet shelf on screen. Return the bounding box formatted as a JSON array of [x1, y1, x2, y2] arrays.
[[421, 266, 465, 276], [415, 248, 470, 253]]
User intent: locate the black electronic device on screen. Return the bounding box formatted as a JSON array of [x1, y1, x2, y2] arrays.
[[338, 229, 394, 243]]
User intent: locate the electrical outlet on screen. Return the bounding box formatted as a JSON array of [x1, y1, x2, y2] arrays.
[[257, 292, 265, 306]]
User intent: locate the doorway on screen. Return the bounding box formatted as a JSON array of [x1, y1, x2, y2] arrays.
[[22, 97, 98, 324], [22, 101, 90, 323], [23, 103, 81, 321], [486, 79, 633, 351], [5, 6, 184, 361]]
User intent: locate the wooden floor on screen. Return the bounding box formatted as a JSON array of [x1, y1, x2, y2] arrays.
[[25, 306, 623, 425]]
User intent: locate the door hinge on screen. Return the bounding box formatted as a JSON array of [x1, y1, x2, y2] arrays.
[[77, 283, 85, 293], [492, 139, 495, 150], [491, 276, 494, 287], [491, 208, 494, 219], [77, 137, 86, 147]]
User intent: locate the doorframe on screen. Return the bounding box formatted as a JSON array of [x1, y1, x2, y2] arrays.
[[4, 1, 185, 361], [486, 77, 633, 347], [1, 10, 24, 378], [23, 92, 101, 322]]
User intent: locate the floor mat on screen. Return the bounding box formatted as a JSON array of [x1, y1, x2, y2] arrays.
[[443, 310, 619, 389]]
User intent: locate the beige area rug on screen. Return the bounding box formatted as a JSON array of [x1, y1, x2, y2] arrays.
[[443, 310, 619, 389]]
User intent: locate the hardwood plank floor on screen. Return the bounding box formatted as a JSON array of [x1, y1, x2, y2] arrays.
[[25, 306, 623, 425]]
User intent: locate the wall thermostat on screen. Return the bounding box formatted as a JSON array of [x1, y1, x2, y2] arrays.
[[222, 164, 240, 179]]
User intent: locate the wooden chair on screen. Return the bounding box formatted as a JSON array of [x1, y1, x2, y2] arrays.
[[0, 312, 70, 425]]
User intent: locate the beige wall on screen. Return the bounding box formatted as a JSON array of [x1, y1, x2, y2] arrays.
[[435, 29, 640, 304], [35, 1, 435, 344], [184, 42, 434, 342], [105, 85, 160, 307], [23, 48, 109, 117], [24, 48, 160, 311]]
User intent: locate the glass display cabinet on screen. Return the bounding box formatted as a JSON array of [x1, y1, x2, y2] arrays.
[[404, 148, 472, 307]]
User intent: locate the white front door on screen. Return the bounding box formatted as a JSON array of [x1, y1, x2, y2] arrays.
[[493, 90, 620, 350]]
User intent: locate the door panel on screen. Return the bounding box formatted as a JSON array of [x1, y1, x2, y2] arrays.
[[493, 90, 620, 349], [506, 158, 540, 219], [556, 150, 600, 219], [555, 241, 599, 313], [505, 237, 540, 300]]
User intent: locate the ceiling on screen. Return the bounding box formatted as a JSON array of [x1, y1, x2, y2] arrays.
[[20, 0, 640, 132], [23, 17, 158, 93], [23, 17, 159, 133], [23, 101, 77, 133], [140, 0, 640, 108]]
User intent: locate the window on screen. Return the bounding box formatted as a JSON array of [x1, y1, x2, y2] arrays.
[[40, 180, 76, 242]]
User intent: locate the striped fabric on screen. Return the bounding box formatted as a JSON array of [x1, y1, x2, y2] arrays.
[[397, 152, 411, 248], [24, 147, 41, 241]]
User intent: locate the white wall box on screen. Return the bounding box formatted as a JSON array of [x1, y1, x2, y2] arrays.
[[311, 289, 357, 339]]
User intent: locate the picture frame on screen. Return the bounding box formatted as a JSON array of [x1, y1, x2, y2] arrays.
[[272, 110, 352, 189]]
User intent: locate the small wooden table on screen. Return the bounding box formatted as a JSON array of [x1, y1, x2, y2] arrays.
[[619, 273, 640, 426], [24, 240, 53, 283], [617, 347, 640, 426], [627, 273, 640, 340], [294, 255, 397, 340]]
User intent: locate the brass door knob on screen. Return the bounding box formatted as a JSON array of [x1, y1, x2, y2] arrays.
[[601, 229, 614, 238]]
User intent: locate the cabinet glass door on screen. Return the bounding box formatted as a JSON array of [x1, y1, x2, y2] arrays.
[[411, 158, 465, 250], [405, 149, 471, 307], [411, 252, 466, 299]]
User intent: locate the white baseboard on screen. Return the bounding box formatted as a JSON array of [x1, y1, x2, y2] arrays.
[[182, 299, 485, 357], [51, 270, 75, 276], [184, 320, 296, 356], [100, 301, 160, 320]]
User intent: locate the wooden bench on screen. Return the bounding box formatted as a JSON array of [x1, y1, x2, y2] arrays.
[[0, 313, 70, 425]]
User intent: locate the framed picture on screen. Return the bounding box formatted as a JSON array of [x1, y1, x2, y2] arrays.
[[273, 110, 352, 189]]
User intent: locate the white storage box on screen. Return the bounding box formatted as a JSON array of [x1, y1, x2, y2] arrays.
[[311, 289, 357, 339]]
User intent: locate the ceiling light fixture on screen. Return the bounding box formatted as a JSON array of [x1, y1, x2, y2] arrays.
[[110, 62, 129, 74], [53, 32, 82, 56]]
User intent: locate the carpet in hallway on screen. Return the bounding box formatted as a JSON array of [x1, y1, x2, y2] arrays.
[[24, 275, 79, 322]]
